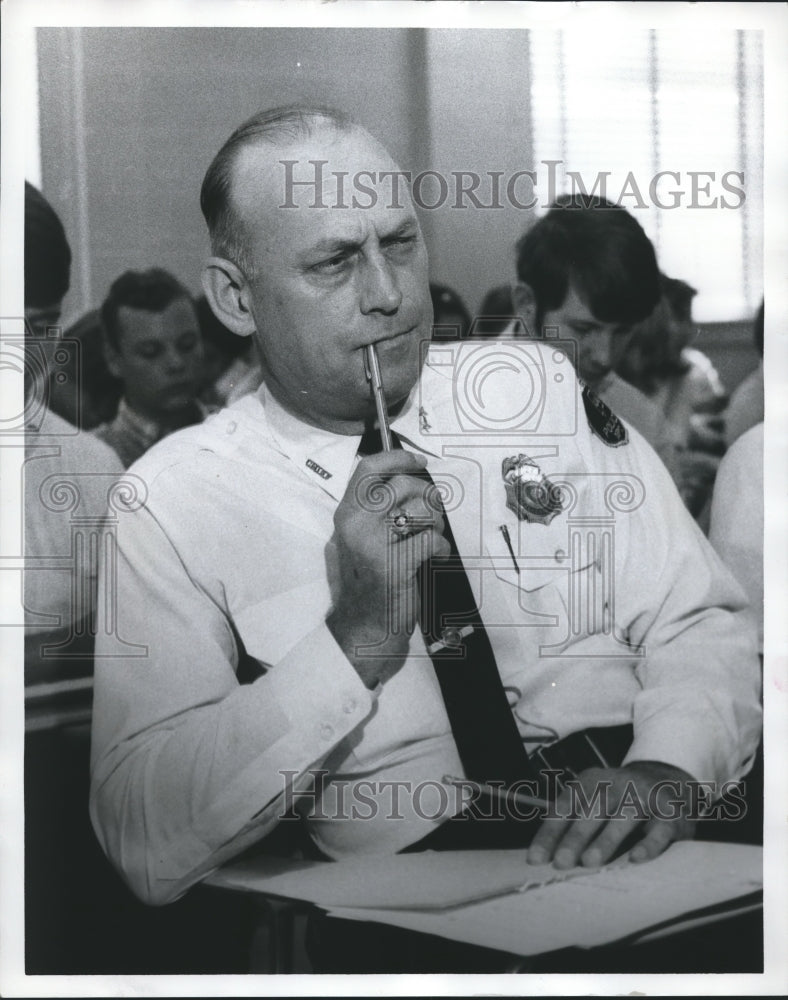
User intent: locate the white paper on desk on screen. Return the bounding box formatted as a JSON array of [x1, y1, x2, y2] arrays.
[[207, 848, 598, 910], [325, 841, 762, 955]]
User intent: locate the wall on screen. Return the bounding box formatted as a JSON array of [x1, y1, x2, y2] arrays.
[[422, 29, 536, 317], [37, 27, 538, 327], [36, 26, 759, 391], [37, 27, 429, 325], [695, 320, 760, 395]]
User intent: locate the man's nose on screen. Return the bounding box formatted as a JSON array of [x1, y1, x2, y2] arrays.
[[359, 253, 402, 315]]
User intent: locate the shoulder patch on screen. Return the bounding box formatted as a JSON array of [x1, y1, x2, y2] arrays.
[[582, 385, 629, 447]]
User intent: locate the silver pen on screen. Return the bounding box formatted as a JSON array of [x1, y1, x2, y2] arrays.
[[363, 343, 393, 452]]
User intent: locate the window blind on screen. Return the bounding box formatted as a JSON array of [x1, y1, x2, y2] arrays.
[[528, 29, 763, 322]]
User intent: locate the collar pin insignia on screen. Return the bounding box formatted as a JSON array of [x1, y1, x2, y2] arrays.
[[306, 458, 332, 480]]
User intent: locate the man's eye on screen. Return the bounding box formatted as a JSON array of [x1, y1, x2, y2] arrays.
[[139, 346, 162, 360], [177, 334, 198, 352], [313, 253, 352, 274], [384, 234, 416, 252]]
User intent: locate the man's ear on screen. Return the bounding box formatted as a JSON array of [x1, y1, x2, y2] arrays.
[[512, 281, 538, 336], [201, 257, 257, 338]]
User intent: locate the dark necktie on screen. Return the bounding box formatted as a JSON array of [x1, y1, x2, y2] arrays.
[[357, 424, 536, 793]]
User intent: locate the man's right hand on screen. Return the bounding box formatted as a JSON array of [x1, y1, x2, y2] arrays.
[[327, 450, 451, 689]]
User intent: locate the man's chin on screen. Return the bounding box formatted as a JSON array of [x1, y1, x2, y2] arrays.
[[157, 396, 198, 419], [582, 371, 612, 394], [385, 386, 415, 419], [379, 344, 426, 403]]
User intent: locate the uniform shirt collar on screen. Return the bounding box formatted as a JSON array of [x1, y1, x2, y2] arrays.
[[256, 372, 443, 503], [258, 384, 366, 503], [115, 397, 162, 446]]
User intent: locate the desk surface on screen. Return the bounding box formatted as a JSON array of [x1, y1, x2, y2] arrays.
[[206, 841, 762, 962]]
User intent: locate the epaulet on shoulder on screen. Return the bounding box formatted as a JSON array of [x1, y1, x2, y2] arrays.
[[581, 383, 629, 448]]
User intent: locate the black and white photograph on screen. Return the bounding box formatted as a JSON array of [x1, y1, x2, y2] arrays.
[[1, 0, 786, 994]]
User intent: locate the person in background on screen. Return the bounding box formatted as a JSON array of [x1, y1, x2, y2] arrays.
[[46, 308, 123, 431], [196, 294, 262, 407], [724, 299, 764, 448], [709, 421, 764, 657], [24, 191, 253, 976], [511, 195, 681, 484], [616, 275, 728, 521], [93, 268, 207, 468], [24, 182, 121, 975], [475, 283, 519, 337], [429, 281, 471, 340], [708, 419, 764, 844], [23, 182, 123, 681]]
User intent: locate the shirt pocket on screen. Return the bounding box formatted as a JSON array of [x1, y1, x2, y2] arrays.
[[485, 516, 621, 655], [486, 511, 593, 591]]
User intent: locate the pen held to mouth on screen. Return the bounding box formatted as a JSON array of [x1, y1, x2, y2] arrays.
[[363, 343, 393, 451]]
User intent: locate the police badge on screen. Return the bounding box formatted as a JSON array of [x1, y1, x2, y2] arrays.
[[501, 454, 563, 525]]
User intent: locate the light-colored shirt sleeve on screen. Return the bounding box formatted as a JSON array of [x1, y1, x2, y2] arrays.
[[604, 421, 762, 785], [708, 423, 764, 653], [90, 463, 375, 905]]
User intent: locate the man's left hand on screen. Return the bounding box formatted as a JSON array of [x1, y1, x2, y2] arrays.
[[527, 761, 697, 870]]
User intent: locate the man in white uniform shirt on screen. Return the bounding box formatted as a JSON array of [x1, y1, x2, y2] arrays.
[[23, 182, 123, 681], [89, 108, 760, 970]]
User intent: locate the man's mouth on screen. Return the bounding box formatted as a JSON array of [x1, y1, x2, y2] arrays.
[[368, 325, 417, 348], [164, 382, 196, 397]]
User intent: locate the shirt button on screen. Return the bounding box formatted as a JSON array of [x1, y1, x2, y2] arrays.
[[554, 549, 566, 563], [342, 698, 358, 715], [320, 723, 335, 741], [226, 421, 237, 434]]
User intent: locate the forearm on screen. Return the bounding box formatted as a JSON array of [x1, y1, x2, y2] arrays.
[[628, 602, 762, 789], [616, 440, 762, 788], [90, 623, 374, 905]]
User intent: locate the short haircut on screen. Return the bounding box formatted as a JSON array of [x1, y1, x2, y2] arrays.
[[430, 282, 471, 339], [200, 104, 354, 276], [24, 182, 72, 308], [100, 268, 194, 352], [515, 194, 660, 330], [615, 291, 689, 395], [477, 284, 516, 336]]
